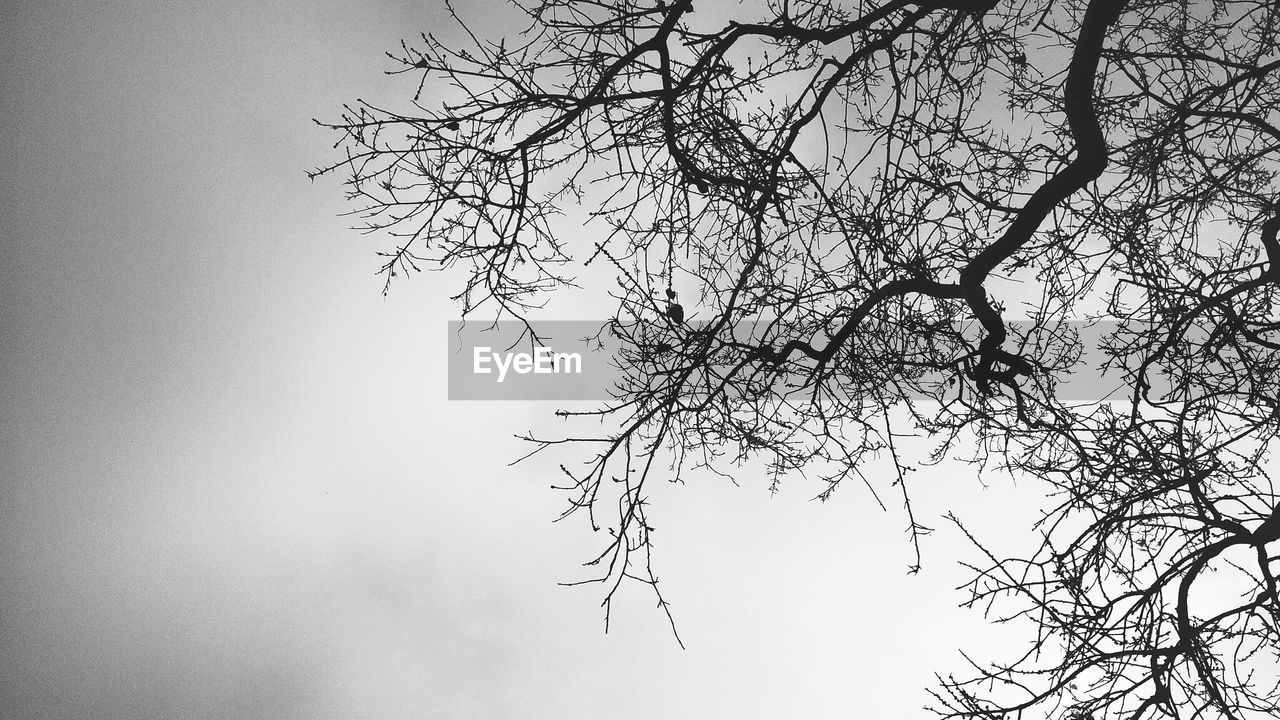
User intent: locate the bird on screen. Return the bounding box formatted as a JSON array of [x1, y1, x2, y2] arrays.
[[666, 302, 684, 324]]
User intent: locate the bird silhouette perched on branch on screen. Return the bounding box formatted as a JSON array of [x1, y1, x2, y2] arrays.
[[665, 287, 683, 325]]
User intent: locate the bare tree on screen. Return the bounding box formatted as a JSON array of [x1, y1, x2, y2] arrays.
[[313, 0, 1280, 716]]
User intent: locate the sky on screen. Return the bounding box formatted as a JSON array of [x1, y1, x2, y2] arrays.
[[1, 2, 1048, 718]]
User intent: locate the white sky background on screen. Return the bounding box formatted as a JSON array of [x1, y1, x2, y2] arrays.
[[1, 1, 1054, 718]]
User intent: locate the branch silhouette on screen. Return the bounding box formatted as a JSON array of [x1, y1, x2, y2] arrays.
[[316, 0, 1280, 716]]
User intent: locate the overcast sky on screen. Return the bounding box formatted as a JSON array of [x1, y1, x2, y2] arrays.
[[1, 2, 1048, 718]]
